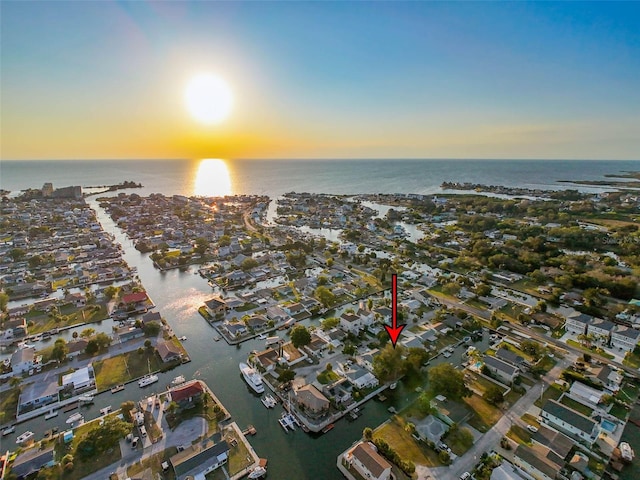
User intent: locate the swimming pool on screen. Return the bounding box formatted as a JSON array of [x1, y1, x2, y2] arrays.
[[601, 419, 616, 433]]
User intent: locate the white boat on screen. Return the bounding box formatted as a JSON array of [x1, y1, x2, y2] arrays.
[[248, 466, 267, 479], [179, 336, 187, 341], [15, 431, 34, 444], [389, 382, 397, 390], [258, 333, 267, 340], [278, 417, 289, 432], [66, 413, 84, 424], [138, 374, 159, 388], [280, 412, 296, 430], [261, 395, 276, 408], [45, 410, 59, 420], [2, 426, 15, 436], [620, 442, 635, 462], [100, 405, 112, 416], [78, 395, 94, 404], [240, 363, 264, 394], [111, 384, 125, 393], [172, 375, 186, 385]]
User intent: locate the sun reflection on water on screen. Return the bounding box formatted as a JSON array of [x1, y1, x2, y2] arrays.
[[193, 159, 232, 197]]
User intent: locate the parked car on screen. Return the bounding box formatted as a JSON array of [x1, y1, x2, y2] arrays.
[[131, 436, 139, 448], [460, 473, 471, 480], [527, 425, 538, 433]]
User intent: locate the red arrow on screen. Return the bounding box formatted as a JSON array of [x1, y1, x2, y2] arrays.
[[384, 274, 405, 347]]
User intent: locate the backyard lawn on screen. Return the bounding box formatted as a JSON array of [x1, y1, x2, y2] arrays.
[[93, 350, 162, 391], [464, 394, 503, 433], [560, 396, 593, 417], [534, 384, 563, 408], [373, 416, 442, 468], [0, 387, 20, 424], [127, 447, 177, 480]]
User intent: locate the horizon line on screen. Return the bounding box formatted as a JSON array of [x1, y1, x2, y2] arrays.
[[2, 157, 639, 162]]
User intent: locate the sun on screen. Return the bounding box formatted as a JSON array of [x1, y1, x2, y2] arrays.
[[184, 74, 233, 124]]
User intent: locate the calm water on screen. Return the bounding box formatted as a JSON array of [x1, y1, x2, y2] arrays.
[[2, 159, 639, 479], [1, 159, 639, 198]]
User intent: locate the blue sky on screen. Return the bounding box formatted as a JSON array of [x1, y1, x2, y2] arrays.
[[2, 1, 639, 159]]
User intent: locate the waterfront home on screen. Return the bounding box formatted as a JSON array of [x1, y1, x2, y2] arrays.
[[224, 322, 247, 338], [339, 312, 363, 335], [565, 313, 592, 335], [9, 445, 56, 479], [513, 444, 563, 480], [357, 349, 379, 372], [483, 355, 519, 384], [142, 311, 162, 324], [245, 315, 268, 330], [343, 364, 379, 389], [252, 348, 280, 372], [170, 436, 229, 480], [121, 291, 151, 309], [4, 317, 28, 338], [17, 379, 60, 415], [7, 304, 29, 319], [66, 339, 89, 359], [303, 334, 329, 358], [116, 325, 144, 342], [62, 365, 96, 394], [611, 325, 640, 351], [495, 347, 527, 368], [294, 383, 330, 417], [204, 297, 226, 317], [431, 395, 473, 426], [541, 399, 599, 444], [157, 341, 183, 363], [170, 380, 205, 410], [10, 347, 37, 374], [343, 441, 392, 480], [265, 305, 289, 324], [414, 415, 449, 444]]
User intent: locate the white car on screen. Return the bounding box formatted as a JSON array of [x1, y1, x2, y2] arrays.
[[527, 425, 538, 433], [460, 472, 471, 480]]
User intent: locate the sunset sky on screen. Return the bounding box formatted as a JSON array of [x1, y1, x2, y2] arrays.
[[2, 1, 639, 160]]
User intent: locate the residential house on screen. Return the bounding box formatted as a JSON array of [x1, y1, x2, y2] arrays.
[[357, 349, 379, 372], [589, 364, 624, 393], [66, 339, 89, 359], [568, 381, 604, 407], [204, 297, 226, 317], [495, 347, 526, 368], [4, 317, 28, 338], [589, 318, 616, 344], [344, 364, 379, 389], [565, 313, 592, 335], [157, 341, 183, 363], [170, 437, 229, 480], [224, 322, 247, 338], [10, 445, 56, 479], [414, 415, 449, 444], [62, 365, 96, 394], [294, 384, 330, 416], [17, 379, 60, 415], [303, 334, 329, 357], [11, 347, 37, 374], [541, 399, 599, 444], [252, 348, 281, 372], [431, 395, 473, 426], [343, 441, 392, 480], [170, 380, 205, 409], [514, 444, 563, 480], [484, 355, 519, 384], [611, 325, 640, 352], [340, 312, 362, 335], [245, 315, 268, 331], [531, 424, 574, 461], [116, 325, 144, 343]]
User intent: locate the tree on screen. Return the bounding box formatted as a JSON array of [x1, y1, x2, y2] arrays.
[[104, 286, 118, 300], [417, 393, 433, 415], [405, 347, 429, 373], [9, 248, 26, 261], [321, 317, 340, 330], [144, 339, 153, 351], [314, 286, 335, 308], [52, 338, 68, 363], [75, 416, 130, 460], [72, 331, 79, 340], [428, 363, 470, 400], [0, 291, 8, 312], [241, 258, 259, 271], [373, 344, 406, 383], [278, 369, 295, 383], [120, 400, 135, 418], [363, 427, 373, 441], [290, 325, 311, 348], [80, 328, 96, 338], [483, 384, 504, 405], [95, 332, 111, 350]]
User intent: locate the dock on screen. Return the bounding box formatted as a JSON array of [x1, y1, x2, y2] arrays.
[[62, 402, 78, 413], [242, 425, 257, 436]]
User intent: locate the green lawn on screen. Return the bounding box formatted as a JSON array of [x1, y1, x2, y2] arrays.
[[623, 350, 640, 369], [534, 384, 563, 408], [127, 447, 177, 480], [506, 425, 532, 445], [566, 339, 614, 359], [610, 404, 629, 421], [93, 350, 161, 391], [317, 368, 340, 384], [225, 427, 253, 476], [464, 394, 503, 432], [374, 416, 442, 468], [536, 355, 557, 374], [445, 426, 475, 455]]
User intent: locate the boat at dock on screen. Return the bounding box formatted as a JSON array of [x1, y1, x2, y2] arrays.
[[66, 413, 84, 424], [278, 417, 290, 433], [78, 395, 94, 404], [100, 405, 112, 415], [45, 410, 59, 420], [111, 384, 125, 393], [620, 442, 635, 462], [322, 423, 335, 434], [212, 333, 221, 341], [261, 394, 277, 408], [280, 412, 297, 431], [138, 373, 159, 388], [240, 363, 264, 394], [2, 426, 15, 436], [15, 431, 34, 444], [179, 336, 187, 341], [62, 402, 78, 412], [172, 375, 186, 385], [248, 465, 267, 479]]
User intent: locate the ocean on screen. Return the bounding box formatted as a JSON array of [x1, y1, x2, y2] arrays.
[[1, 159, 639, 197]]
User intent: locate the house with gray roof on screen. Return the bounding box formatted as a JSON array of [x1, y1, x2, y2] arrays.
[[565, 313, 591, 335], [10, 445, 56, 479], [484, 355, 519, 384], [611, 325, 640, 352], [170, 436, 229, 480], [541, 399, 599, 444]]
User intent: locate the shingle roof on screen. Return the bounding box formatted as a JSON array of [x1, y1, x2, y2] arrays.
[[484, 355, 518, 375], [542, 399, 597, 435], [351, 442, 392, 478]]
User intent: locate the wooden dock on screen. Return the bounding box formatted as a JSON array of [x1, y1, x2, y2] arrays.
[[242, 425, 257, 436]]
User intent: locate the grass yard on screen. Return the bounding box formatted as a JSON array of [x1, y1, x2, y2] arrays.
[[165, 392, 224, 435], [127, 447, 177, 480], [374, 416, 442, 468], [566, 339, 614, 359], [317, 368, 340, 384], [445, 426, 475, 456], [522, 413, 541, 427], [534, 384, 563, 408], [560, 396, 593, 417], [536, 355, 557, 374], [506, 425, 532, 445], [93, 350, 161, 391], [623, 350, 640, 369], [464, 394, 503, 433], [0, 387, 20, 424], [610, 403, 629, 421], [621, 381, 640, 402], [224, 427, 253, 476]]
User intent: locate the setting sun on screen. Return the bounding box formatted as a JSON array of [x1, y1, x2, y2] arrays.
[[185, 74, 233, 125], [193, 158, 232, 197]]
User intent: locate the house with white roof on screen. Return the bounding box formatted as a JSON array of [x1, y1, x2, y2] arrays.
[[568, 381, 605, 407]]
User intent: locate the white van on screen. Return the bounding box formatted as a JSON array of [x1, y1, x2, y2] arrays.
[[139, 425, 147, 437]]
